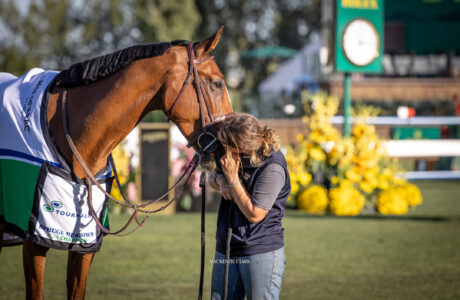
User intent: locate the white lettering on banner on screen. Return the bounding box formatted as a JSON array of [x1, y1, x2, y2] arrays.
[[39, 224, 93, 243], [38, 224, 94, 239], [39, 224, 65, 235], [66, 232, 94, 238], [49, 233, 88, 243], [22, 80, 43, 132], [53, 209, 91, 218], [341, 0, 378, 9]]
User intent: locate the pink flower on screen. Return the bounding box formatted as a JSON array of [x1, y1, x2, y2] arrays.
[[184, 147, 197, 163], [171, 158, 186, 177], [126, 182, 137, 202], [189, 170, 202, 197]]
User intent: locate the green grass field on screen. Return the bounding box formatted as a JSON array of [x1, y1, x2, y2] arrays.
[[1, 181, 459, 299]]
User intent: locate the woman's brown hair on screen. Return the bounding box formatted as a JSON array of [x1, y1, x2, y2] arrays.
[[217, 113, 279, 166]]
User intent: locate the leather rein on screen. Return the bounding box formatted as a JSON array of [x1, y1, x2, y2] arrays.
[[60, 42, 217, 236]]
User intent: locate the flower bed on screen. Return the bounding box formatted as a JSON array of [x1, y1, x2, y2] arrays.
[[286, 92, 422, 215]]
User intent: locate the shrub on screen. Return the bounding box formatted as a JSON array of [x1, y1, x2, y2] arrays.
[[297, 185, 328, 214]]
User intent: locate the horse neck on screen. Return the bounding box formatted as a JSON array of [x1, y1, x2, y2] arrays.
[[48, 58, 169, 178]]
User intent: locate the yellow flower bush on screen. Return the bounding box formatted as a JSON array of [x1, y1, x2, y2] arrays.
[[298, 172, 313, 186], [376, 183, 423, 215], [345, 166, 362, 183], [110, 143, 131, 201], [286, 92, 339, 198], [377, 187, 408, 215], [398, 183, 423, 207], [285, 92, 423, 216], [329, 182, 365, 216], [297, 185, 328, 214], [309, 146, 326, 162]]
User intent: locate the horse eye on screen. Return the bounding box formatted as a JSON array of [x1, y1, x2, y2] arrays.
[[212, 80, 224, 90]]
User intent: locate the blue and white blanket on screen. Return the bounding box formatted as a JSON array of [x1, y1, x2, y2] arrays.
[[0, 68, 112, 253]]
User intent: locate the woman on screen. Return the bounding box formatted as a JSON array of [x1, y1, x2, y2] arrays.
[[208, 113, 290, 300]]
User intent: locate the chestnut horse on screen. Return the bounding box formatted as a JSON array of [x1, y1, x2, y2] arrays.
[[0, 27, 232, 299]]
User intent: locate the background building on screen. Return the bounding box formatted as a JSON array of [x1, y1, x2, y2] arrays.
[[256, 0, 460, 119]]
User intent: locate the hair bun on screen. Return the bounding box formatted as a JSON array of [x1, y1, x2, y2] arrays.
[[261, 126, 279, 156], [263, 126, 270, 137]]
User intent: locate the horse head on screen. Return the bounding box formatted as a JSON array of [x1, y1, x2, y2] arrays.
[[161, 27, 233, 160]]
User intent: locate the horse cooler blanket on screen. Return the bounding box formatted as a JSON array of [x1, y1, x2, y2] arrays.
[[0, 68, 112, 253]]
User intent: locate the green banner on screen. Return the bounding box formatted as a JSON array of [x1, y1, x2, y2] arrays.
[[392, 127, 441, 140]]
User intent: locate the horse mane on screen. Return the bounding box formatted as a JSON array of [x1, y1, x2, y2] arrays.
[[53, 40, 189, 88]]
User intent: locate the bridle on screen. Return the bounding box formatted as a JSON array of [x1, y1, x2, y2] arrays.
[[166, 43, 215, 145], [166, 42, 232, 153]]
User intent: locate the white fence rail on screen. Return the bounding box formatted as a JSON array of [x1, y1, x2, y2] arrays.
[[331, 116, 460, 126], [403, 171, 460, 180], [383, 140, 460, 157], [331, 116, 460, 180]]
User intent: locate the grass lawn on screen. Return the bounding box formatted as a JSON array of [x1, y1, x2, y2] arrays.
[[1, 181, 459, 299]]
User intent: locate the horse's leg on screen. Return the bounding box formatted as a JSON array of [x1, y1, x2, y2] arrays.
[[66, 251, 95, 300], [22, 240, 49, 300]]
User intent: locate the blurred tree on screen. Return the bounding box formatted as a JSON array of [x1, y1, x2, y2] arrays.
[[0, 0, 200, 122], [275, 0, 321, 49], [65, 0, 133, 63], [133, 0, 201, 42], [0, 0, 70, 74], [194, 0, 321, 112], [0, 0, 320, 117], [0, 0, 201, 75]]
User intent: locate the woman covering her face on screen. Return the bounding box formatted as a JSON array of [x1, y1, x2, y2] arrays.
[[208, 113, 290, 300]]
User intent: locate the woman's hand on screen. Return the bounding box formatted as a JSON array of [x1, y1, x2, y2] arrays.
[[220, 151, 241, 185]]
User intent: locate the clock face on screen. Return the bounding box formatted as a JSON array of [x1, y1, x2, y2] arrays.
[[342, 19, 379, 66]]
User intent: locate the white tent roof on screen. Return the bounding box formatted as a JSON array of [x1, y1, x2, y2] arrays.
[[258, 33, 321, 94]]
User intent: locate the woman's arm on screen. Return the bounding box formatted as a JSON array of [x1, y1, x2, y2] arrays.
[[220, 152, 269, 223], [226, 181, 269, 223]]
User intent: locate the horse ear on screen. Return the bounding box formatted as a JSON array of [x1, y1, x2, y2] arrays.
[[195, 26, 224, 58]]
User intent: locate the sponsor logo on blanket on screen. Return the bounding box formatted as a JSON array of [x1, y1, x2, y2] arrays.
[[42, 200, 91, 219], [38, 224, 95, 243]]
